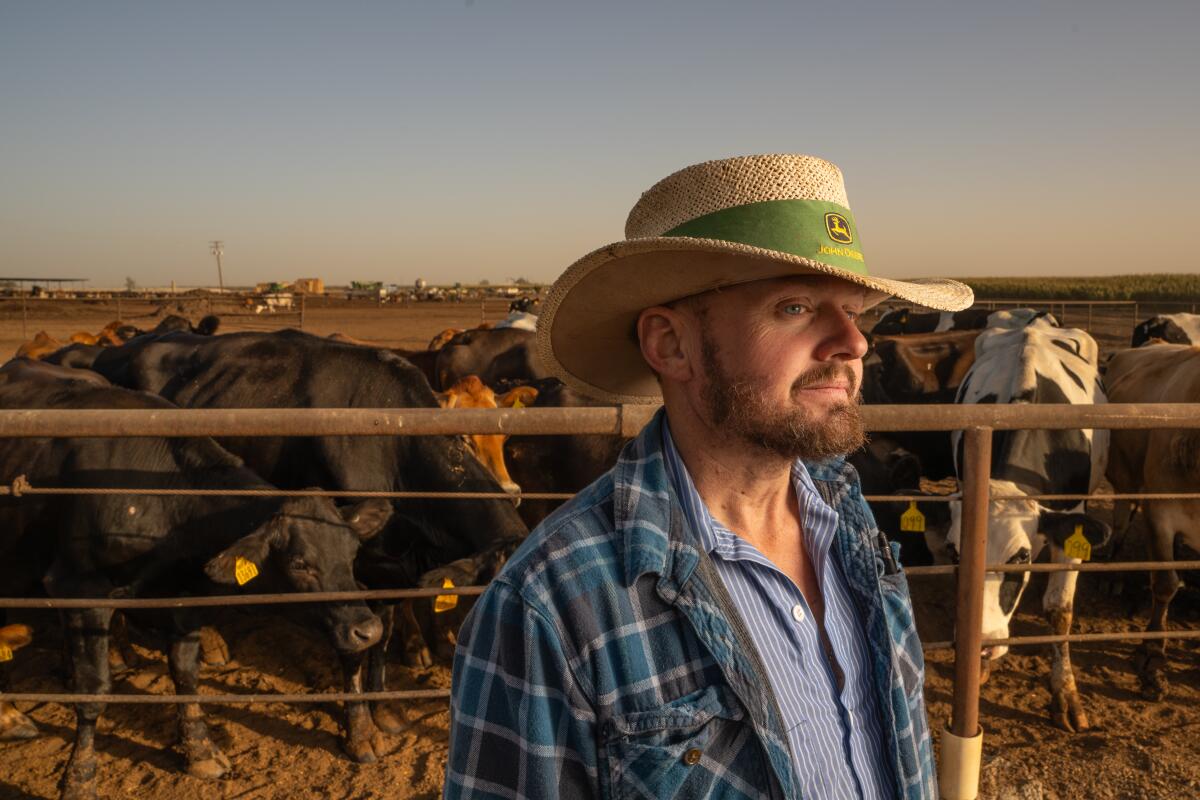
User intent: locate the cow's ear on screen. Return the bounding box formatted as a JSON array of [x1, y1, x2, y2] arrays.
[[435, 390, 458, 409], [497, 386, 538, 409], [1039, 511, 1112, 548], [0, 623, 33, 649], [204, 518, 289, 585], [340, 499, 393, 541]]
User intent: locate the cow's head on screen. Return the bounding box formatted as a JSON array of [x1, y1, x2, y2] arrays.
[[946, 481, 1110, 665], [205, 496, 392, 654], [436, 375, 538, 504]]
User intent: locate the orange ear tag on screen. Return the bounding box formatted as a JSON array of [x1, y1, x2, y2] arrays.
[[234, 557, 259, 586], [434, 578, 459, 613], [0, 643, 12, 662]]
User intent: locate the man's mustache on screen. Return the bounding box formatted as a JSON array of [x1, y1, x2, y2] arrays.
[[791, 363, 859, 398]]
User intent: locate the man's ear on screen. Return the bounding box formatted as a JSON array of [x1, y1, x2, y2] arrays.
[[1039, 511, 1111, 548], [340, 499, 393, 541], [637, 306, 696, 383], [205, 518, 289, 584]]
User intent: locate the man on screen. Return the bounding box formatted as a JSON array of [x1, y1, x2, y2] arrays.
[[445, 154, 973, 799]]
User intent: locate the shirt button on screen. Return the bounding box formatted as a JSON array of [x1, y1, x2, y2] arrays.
[[683, 747, 703, 765], [792, 604, 806, 623]]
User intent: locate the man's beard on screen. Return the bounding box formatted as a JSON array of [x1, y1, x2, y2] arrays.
[[700, 332, 866, 461]]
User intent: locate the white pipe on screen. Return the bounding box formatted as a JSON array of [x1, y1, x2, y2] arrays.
[[939, 725, 983, 800]]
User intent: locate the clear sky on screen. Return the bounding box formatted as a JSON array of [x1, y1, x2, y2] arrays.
[[2, 1, 1197, 288]]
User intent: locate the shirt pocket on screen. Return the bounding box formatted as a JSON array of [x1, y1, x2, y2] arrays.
[[602, 684, 748, 800]]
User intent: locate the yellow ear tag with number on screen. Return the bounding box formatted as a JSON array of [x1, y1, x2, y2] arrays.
[[511, 397, 524, 409], [434, 578, 459, 613], [900, 501, 926, 533], [234, 557, 259, 586], [0, 643, 12, 662], [1063, 525, 1091, 561]]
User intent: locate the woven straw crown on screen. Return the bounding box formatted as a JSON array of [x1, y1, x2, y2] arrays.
[[625, 154, 850, 238]]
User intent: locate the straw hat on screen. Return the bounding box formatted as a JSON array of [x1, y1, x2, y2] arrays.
[[537, 153, 974, 403]]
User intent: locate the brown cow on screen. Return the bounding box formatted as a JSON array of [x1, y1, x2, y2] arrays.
[[436, 375, 538, 498], [1104, 343, 1200, 699], [14, 331, 64, 360], [0, 623, 36, 740]]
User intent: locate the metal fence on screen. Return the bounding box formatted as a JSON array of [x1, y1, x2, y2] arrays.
[[2, 404, 1199, 794]]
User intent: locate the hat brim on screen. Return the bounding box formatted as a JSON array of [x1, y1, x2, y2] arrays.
[[536, 236, 974, 403]]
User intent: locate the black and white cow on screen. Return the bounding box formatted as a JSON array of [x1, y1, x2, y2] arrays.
[[870, 307, 992, 335], [1131, 313, 1200, 347], [946, 314, 1111, 732]]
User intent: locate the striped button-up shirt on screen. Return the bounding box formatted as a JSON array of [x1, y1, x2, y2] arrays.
[[662, 419, 893, 800]]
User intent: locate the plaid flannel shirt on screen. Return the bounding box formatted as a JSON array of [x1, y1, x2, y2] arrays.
[[446, 410, 936, 799]]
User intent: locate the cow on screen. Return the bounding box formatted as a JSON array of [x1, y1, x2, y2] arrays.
[[946, 315, 1111, 732], [14, 331, 64, 361], [82, 328, 530, 762], [428, 327, 464, 350], [0, 364, 391, 796], [1131, 313, 1200, 347], [327, 332, 440, 388], [861, 328, 981, 479], [492, 310, 538, 331], [848, 436, 946, 565], [495, 377, 628, 529], [0, 623, 36, 741], [435, 327, 549, 390], [870, 307, 992, 335], [436, 375, 538, 498], [1103, 343, 1200, 699]]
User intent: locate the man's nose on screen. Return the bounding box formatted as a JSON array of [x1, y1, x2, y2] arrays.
[[815, 308, 870, 361]]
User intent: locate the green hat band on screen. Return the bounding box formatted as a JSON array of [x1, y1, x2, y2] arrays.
[[660, 198, 868, 275]]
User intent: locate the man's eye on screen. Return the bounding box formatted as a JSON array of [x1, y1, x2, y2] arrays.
[[782, 303, 809, 315]]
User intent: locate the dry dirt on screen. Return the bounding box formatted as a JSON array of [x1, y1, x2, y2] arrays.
[[1, 297, 1198, 799]]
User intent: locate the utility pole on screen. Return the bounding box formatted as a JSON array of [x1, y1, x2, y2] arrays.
[[210, 240, 225, 292]]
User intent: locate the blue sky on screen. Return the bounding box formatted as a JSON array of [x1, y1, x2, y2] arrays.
[[2, 1, 1197, 287]]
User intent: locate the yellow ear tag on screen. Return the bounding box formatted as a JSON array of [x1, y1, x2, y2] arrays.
[[511, 397, 524, 409], [0, 643, 12, 662], [434, 578, 459, 613], [1063, 525, 1091, 561], [234, 557, 259, 586], [900, 501, 926, 533]]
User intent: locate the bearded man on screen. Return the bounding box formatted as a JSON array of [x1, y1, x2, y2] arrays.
[[445, 154, 973, 799]]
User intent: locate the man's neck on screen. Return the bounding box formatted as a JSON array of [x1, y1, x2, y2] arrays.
[[666, 408, 797, 549]]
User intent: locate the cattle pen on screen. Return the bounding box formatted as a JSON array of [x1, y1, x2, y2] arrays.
[[2, 404, 1199, 800]]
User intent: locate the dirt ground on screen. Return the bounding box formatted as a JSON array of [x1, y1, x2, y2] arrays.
[[1, 296, 1198, 799]]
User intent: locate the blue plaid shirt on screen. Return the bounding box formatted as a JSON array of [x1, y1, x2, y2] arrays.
[[661, 419, 892, 800], [446, 410, 935, 799]]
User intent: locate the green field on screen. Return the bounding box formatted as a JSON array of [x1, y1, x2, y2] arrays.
[[960, 274, 1200, 301]]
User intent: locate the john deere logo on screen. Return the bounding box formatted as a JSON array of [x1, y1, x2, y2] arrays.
[[825, 213, 853, 244]]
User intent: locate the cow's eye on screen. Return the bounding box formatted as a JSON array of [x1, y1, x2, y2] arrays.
[[1009, 548, 1031, 564], [289, 556, 310, 572]]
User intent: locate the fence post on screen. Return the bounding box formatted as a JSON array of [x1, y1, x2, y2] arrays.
[[299, 293, 306, 330], [116, 295, 123, 321], [1133, 302, 1139, 328], [941, 426, 991, 800]]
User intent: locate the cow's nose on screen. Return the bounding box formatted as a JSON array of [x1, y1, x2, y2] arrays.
[[349, 616, 383, 650], [501, 481, 522, 507]]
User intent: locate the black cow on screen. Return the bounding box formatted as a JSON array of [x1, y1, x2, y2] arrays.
[[0, 363, 390, 797], [870, 307, 991, 335], [84, 328, 530, 761], [1131, 313, 1200, 347], [848, 436, 945, 565], [435, 327, 548, 390], [861, 328, 981, 479]]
